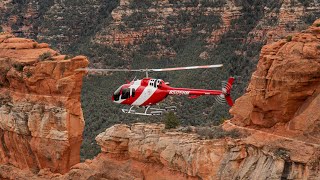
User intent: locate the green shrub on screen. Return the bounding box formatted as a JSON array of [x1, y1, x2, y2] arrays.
[[11, 24, 19, 31], [38, 52, 53, 61], [130, 0, 152, 9], [301, 14, 317, 24], [316, 23, 320, 27], [13, 64, 24, 72], [164, 111, 180, 129], [25, 71, 32, 78], [196, 126, 241, 139], [286, 35, 292, 42], [180, 126, 193, 133], [274, 148, 290, 160], [298, 0, 312, 7], [201, 0, 226, 7], [139, 41, 158, 54], [185, 0, 199, 7], [64, 55, 73, 60]]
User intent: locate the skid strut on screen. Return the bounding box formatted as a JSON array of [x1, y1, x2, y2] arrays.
[[121, 106, 177, 116]]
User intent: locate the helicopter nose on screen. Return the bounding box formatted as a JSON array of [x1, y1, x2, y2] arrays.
[[112, 95, 121, 104]]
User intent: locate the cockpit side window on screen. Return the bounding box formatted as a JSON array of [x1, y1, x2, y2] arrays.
[[113, 86, 122, 101], [131, 88, 136, 97], [121, 88, 130, 99]]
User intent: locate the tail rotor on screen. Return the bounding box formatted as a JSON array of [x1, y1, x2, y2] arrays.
[[214, 94, 226, 105], [214, 77, 235, 106]]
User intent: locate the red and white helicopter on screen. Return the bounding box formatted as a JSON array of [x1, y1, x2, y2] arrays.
[[78, 64, 234, 116]]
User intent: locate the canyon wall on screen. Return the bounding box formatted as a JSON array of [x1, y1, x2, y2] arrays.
[[94, 0, 320, 59], [1, 20, 319, 179], [0, 0, 116, 53], [1, 0, 320, 61], [0, 33, 88, 173], [230, 19, 320, 129]]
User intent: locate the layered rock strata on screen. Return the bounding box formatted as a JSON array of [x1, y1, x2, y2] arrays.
[[248, 0, 320, 44], [1, 121, 320, 179], [230, 19, 320, 129], [0, 33, 88, 173]]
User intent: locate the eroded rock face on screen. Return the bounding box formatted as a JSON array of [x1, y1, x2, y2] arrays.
[[17, 122, 314, 180], [96, 123, 228, 179], [0, 33, 88, 173], [230, 20, 320, 128], [1, 122, 319, 179]]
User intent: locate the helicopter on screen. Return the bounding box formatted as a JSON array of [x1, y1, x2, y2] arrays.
[[77, 64, 234, 116]]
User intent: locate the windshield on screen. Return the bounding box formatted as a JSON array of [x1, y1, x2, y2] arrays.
[[113, 86, 122, 101]]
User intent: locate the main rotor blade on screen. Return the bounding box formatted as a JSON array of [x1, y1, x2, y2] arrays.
[[76, 64, 223, 73], [75, 68, 143, 72], [150, 64, 223, 72]]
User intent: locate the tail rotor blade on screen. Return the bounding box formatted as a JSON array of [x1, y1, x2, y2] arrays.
[[214, 94, 226, 105]]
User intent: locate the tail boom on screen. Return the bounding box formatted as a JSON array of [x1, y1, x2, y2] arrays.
[[168, 88, 222, 96], [166, 77, 235, 106]]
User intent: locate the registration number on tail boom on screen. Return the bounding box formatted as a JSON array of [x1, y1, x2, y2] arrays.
[[169, 90, 190, 95]]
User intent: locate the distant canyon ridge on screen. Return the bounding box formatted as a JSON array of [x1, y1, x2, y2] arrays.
[[0, 0, 320, 63]]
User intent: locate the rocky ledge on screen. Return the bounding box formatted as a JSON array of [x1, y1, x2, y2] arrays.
[[2, 121, 319, 179], [0, 33, 88, 173]]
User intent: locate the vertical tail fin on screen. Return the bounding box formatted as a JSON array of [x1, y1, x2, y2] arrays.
[[224, 77, 234, 107], [214, 77, 235, 107]]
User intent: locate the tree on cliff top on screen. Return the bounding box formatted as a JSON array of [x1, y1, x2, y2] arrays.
[[164, 111, 180, 129]]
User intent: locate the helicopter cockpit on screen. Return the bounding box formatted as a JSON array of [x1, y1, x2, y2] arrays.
[[113, 86, 136, 102]]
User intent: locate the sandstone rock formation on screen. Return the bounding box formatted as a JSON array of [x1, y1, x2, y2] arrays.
[[1, 17, 320, 180], [230, 20, 320, 129], [1, 121, 320, 179], [92, 122, 320, 179], [0, 33, 88, 173]]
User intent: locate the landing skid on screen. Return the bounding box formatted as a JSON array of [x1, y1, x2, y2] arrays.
[[121, 106, 177, 116]]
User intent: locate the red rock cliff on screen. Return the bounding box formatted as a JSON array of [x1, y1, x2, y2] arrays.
[[1, 19, 320, 180], [0, 33, 88, 173], [230, 20, 320, 130]]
